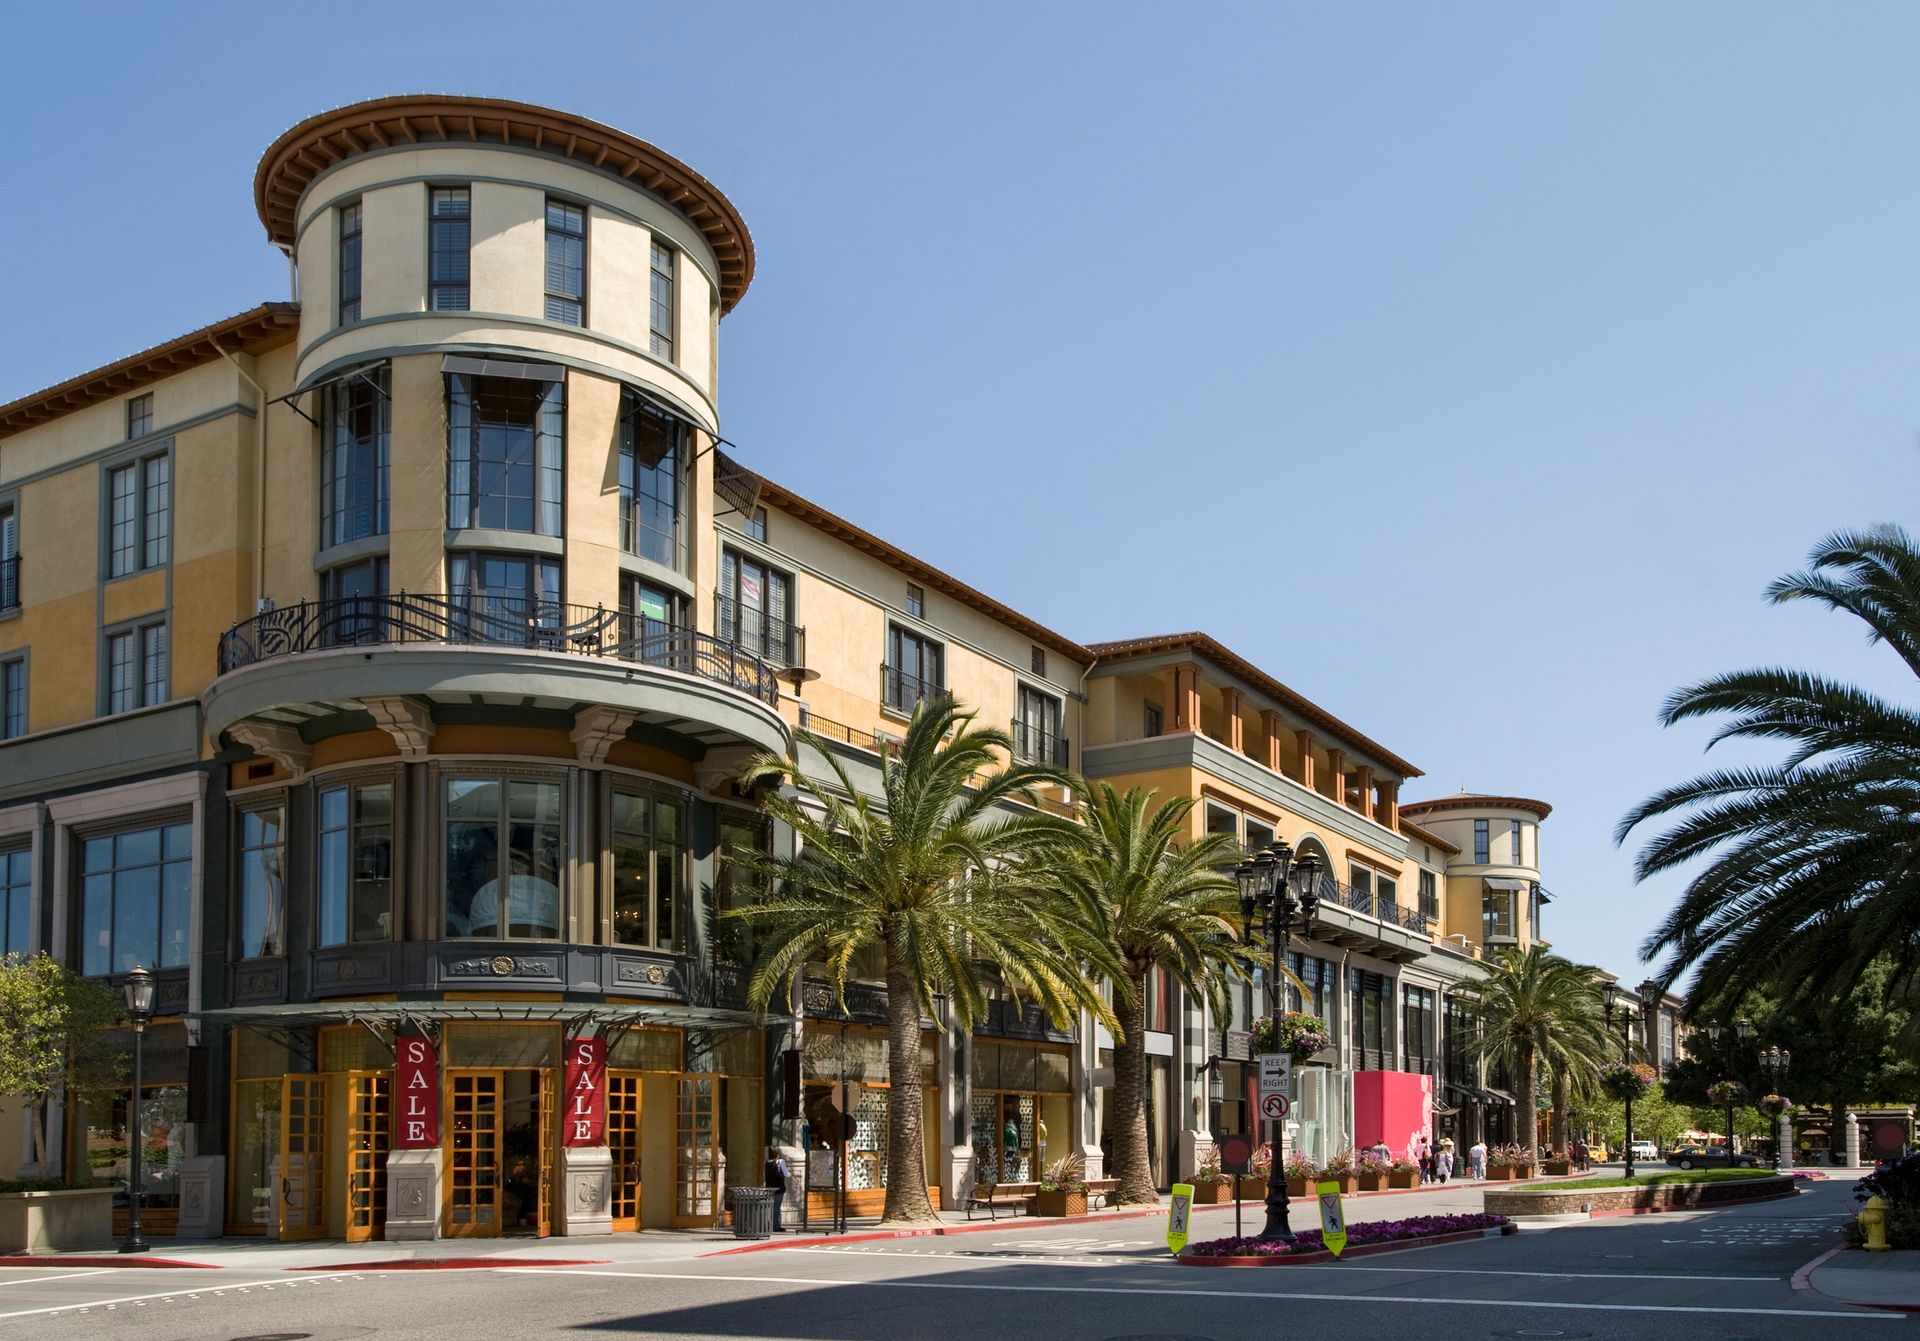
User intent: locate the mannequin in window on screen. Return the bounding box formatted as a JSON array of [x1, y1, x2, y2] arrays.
[[467, 849, 561, 938]]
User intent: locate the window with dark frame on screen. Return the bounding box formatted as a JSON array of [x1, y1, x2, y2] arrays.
[[107, 453, 169, 578], [0, 502, 16, 612], [1511, 819, 1523, 865], [1, 656, 22, 739], [323, 366, 389, 547], [235, 804, 286, 960], [1347, 968, 1393, 1071], [448, 553, 562, 640], [126, 394, 153, 440], [317, 779, 394, 946], [1418, 869, 1438, 922], [447, 373, 564, 536], [443, 776, 563, 940], [1473, 818, 1490, 864], [620, 577, 688, 668], [1013, 684, 1064, 765], [1482, 885, 1515, 942], [712, 814, 769, 968], [718, 548, 795, 664], [1403, 985, 1436, 1075], [104, 617, 167, 715], [1031, 646, 1046, 677], [1144, 701, 1163, 738], [429, 187, 472, 311], [611, 785, 683, 951], [649, 240, 675, 359], [905, 583, 925, 618], [618, 394, 686, 568], [744, 506, 767, 542], [0, 847, 27, 956], [81, 820, 191, 975], [883, 624, 943, 713], [321, 557, 389, 646], [544, 198, 586, 325], [337, 202, 362, 324]]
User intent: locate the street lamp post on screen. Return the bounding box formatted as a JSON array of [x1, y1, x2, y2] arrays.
[[1760, 1045, 1792, 1170], [118, 965, 155, 1255], [1235, 840, 1323, 1244], [1706, 1019, 1753, 1164], [1602, 983, 1640, 1179]]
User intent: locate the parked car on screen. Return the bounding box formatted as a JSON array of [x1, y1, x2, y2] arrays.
[[1629, 1140, 1658, 1162], [1665, 1143, 1760, 1170]]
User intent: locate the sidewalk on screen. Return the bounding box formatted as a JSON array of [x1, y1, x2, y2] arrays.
[[1804, 1249, 1920, 1312]]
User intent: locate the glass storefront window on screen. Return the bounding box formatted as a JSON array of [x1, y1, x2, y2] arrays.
[[230, 1079, 280, 1228], [445, 777, 563, 939], [81, 821, 191, 974], [712, 814, 768, 967], [611, 787, 682, 950], [318, 780, 394, 945], [236, 804, 286, 959]]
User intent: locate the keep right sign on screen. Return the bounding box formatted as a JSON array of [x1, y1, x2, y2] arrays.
[[1256, 1053, 1292, 1097]]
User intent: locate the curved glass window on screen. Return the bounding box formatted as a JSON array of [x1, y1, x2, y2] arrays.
[[445, 777, 563, 939], [318, 780, 394, 945], [611, 787, 681, 950]]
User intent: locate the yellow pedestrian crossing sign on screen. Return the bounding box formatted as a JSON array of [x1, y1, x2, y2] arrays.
[[1166, 1183, 1193, 1256], [1316, 1180, 1348, 1257]]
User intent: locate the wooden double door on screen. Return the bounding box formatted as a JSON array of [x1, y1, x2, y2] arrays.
[[444, 1069, 557, 1238]]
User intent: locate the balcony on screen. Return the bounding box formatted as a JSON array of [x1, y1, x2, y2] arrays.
[[0, 554, 16, 612], [1309, 874, 1433, 963], [1010, 719, 1069, 767], [714, 595, 804, 670], [207, 594, 788, 772], [881, 664, 942, 716]]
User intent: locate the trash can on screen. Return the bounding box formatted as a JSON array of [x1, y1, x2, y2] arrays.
[[730, 1185, 777, 1239]]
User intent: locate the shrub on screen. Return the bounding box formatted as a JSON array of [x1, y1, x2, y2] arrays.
[[1857, 1152, 1920, 1214], [1040, 1155, 1086, 1194], [1183, 1212, 1512, 1257], [0, 1176, 81, 1194], [1756, 1093, 1792, 1119], [1193, 1157, 1224, 1184], [1487, 1143, 1533, 1171], [1253, 1012, 1334, 1061], [1359, 1149, 1393, 1175], [1706, 1079, 1749, 1106], [1391, 1159, 1421, 1175], [1250, 1143, 1273, 1176], [1283, 1151, 1317, 1181], [1321, 1148, 1356, 1176], [1599, 1061, 1656, 1102]]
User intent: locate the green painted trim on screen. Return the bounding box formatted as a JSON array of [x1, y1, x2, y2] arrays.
[[444, 527, 565, 558]]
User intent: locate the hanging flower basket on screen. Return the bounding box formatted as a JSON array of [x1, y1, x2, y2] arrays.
[[1706, 1080, 1749, 1106], [1757, 1093, 1793, 1119], [1598, 1061, 1656, 1102], [1253, 1012, 1334, 1063]]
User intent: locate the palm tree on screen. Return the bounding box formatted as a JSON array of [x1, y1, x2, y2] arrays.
[[1461, 947, 1607, 1157], [729, 697, 1118, 1225], [1059, 785, 1246, 1205], [1619, 526, 1920, 1009]]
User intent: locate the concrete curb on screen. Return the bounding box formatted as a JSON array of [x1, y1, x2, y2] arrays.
[[1178, 1222, 1517, 1266], [285, 1257, 611, 1272], [0, 1254, 215, 1269], [1792, 1245, 1845, 1293]]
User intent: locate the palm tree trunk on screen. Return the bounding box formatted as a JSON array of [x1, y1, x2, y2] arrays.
[[880, 955, 936, 1225], [1549, 1068, 1568, 1156], [1517, 1042, 1538, 1161], [1111, 968, 1157, 1205]]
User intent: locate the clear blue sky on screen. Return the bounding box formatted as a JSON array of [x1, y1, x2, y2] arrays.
[[1, 3, 1911, 987]]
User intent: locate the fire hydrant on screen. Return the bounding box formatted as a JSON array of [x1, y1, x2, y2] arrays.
[[1862, 1194, 1889, 1252]]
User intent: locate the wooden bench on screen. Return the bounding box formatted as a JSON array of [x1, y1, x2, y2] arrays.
[[967, 1180, 1040, 1221], [1084, 1178, 1120, 1210]]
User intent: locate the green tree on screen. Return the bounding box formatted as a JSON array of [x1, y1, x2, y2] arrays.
[[1461, 947, 1612, 1156], [728, 697, 1118, 1225], [0, 953, 124, 1176], [1620, 527, 1920, 1010], [1059, 784, 1245, 1205]]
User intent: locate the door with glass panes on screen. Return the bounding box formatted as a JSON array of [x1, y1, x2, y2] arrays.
[[345, 1071, 390, 1242], [278, 1075, 327, 1240], [444, 1071, 503, 1237]]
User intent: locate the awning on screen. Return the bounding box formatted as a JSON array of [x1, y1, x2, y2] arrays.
[[1484, 878, 1530, 892], [1483, 1087, 1517, 1106], [193, 999, 772, 1055]]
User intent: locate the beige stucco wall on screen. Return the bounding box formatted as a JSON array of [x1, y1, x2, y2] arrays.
[[470, 182, 546, 318], [564, 369, 625, 613], [361, 181, 427, 321]]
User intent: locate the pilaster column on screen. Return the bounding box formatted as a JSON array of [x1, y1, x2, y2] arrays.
[[1294, 730, 1316, 788], [1355, 765, 1374, 820], [1380, 781, 1399, 830], [1260, 710, 1284, 772], [1327, 749, 1348, 806], [1220, 687, 1244, 753], [1175, 663, 1202, 733]]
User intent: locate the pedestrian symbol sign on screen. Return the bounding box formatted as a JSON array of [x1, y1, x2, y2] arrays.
[[1316, 1180, 1348, 1257], [1166, 1183, 1193, 1256]]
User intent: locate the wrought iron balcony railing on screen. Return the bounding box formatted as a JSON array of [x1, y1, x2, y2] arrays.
[[0, 555, 17, 613], [1010, 718, 1069, 767], [880, 664, 943, 715], [714, 595, 804, 668], [217, 594, 780, 706]]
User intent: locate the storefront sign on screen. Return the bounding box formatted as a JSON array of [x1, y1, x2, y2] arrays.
[[564, 1036, 606, 1146], [394, 1035, 440, 1149], [1166, 1182, 1193, 1256]]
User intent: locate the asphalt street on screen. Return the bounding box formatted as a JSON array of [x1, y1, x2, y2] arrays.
[[0, 1179, 1884, 1340]]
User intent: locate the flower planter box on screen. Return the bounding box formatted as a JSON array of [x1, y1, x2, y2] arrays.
[[1356, 1172, 1389, 1192], [1191, 1180, 1234, 1204], [1542, 1159, 1573, 1176], [1388, 1169, 1420, 1189], [1244, 1176, 1274, 1199], [1031, 1189, 1088, 1217], [1322, 1175, 1358, 1194], [1284, 1176, 1309, 1198], [1484, 1167, 1522, 1182], [0, 1187, 115, 1253]]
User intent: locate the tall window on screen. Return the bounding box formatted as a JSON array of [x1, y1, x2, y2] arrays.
[[447, 373, 564, 535], [618, 397, 685, 567], [1403, 985, 1435, 1074], [711, 814, 768, 968], [1, 848, 28, 956], [545, 199, 586, 325], [1473, 818, 1489, 864], [1348, 864, 1372, 908], [1014, 686, 1064, 765], [321, 557, 389, 646], [444, 777, 562, 939], [744, 506, 767, 543], [718, 549, 794, 663], [620, 578, 686, 666], [906, 583, 925, 618], [1511, 819, 1523, 865], [318, 779, 393, 945], [611, 787, 683, 950], [337, 202, 363, 324], [1418, 869, 1438, 922], [1482, 884, 1515, 942], [1, 655, 23, 738], [81, 821, 191, 975], [1443, 995, 1472, 1086], [1143, 702, 1163, 738], [1348, 969, 1393, 1071], [323, 366, 389, 546], [105, 618, 168, 714], [0, 501, 16, 611], [648, 240, 674, 359], [448, 553, 562, 640], [1286, 951, 1332, 1016], [884, 625, 943, 713], [236, 805, 286, 960], [429, 187, 471, 311], [1528, 882, 1542, 939], [126, 394, 153, 439], [1660, 1013, 1677, 1072], [107, 454, 169, 577]]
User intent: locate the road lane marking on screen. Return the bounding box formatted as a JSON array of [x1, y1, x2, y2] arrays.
[[512, 1267, 1898, 1319], [0, 1270, 114, 1287], [0, 1272, 359, 1321]]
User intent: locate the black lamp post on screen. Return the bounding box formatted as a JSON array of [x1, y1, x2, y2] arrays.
[[1705, 1019, 1753, 1164], [119, 965, 155, 1255], [1234, 840, 1322, 1243], [1602, 983, 1641, 1179], [1759, 1045, 1791, 1170]]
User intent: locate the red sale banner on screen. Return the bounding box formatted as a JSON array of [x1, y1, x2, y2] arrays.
[[393, 1035, 440, 1149], [563, 1036, 606, 1147]]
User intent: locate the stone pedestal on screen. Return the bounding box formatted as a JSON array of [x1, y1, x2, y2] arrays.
[[385, 1148, 442, 1241], [1845, 1112, 1862, 1168], [173, 1156, 225, 1238], [559, 1146, 612, 1236], [1178, 1129, 1214, 1184], [1778, 1115, 1794, 1168], [1080, 1143, 1105, 1182], [777, 1145, 805, 1223]]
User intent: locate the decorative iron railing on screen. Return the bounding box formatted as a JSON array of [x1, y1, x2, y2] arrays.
[[880, 664, 942, 715], [1009, 718, 1069, 767], [796, 709, 892, 752], [0, 555, 17, 613], [714, 595, 804, 668], [217, 594, 780, 706]]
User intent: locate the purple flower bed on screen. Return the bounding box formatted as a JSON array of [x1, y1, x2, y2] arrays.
[[1183, 1212, 1512, 1257]]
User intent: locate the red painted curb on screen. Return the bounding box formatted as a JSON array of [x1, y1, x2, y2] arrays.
[[0, 1255, 216, 1269], [1792, 1245, 1846, 1293], [285, 1257, 610, 1271], [1178, 1223, 1516, 1266]]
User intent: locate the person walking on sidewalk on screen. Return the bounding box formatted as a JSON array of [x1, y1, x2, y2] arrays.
[[1468, 1139, 1488, 1180], [1437, 1140, 1454, 1183], [765, 1145, 791, 1233]]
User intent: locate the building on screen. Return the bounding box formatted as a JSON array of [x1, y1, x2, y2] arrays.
[[0, 94, 1565, 1241]]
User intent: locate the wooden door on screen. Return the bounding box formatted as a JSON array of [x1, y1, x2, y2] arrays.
[[608, 1072, 642, 1230], [673, 1075, 719, 1227], [537, 1067, 556, 1238], [279, 1074, 327, 1240], [444, 1070, 503, 1238], [345, 1071, 391, 1242]]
